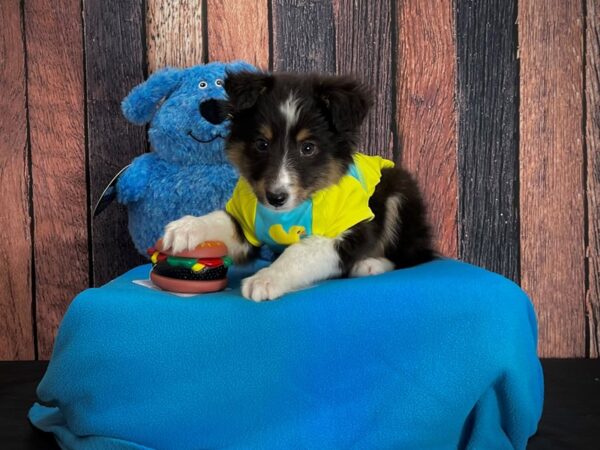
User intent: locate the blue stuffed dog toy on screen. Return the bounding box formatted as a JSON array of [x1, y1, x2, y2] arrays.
[[116, 61, 255, 255]]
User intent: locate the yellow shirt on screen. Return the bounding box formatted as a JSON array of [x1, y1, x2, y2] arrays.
[[226, 153, 394, 252]]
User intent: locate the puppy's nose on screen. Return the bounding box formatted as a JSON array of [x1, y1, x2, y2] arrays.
[[199, 99, 226, 125], [266, 190, 289, 208]]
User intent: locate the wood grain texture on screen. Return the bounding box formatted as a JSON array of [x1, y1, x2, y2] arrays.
[[397, 0, 457, 258], [25, 0, 89, 359], [84, 0, 147, 286], [455, 0, 520, 282], [272, 0, 335, 73], [206, 0, 269, 67], [0, 0, 34, 360], [146, 0, 204, 72], [586, 0, 600, 358], [333, 0, 393, 160], [519, 0, 586, 357]]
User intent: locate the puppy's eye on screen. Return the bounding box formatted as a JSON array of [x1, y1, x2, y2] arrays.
[[215, 79, 223, 87], [255, 139, 269, 153], [198, 81, 208, 89], [300, 142, 317, 156]]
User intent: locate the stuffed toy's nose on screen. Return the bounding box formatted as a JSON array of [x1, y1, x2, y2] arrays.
[[199, 99, 227, 125]]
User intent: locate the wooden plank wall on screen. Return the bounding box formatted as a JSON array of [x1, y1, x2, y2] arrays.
[[146, 0, 204, 72], [587, 0, 600, 358], [456, 0, 521, 284], [397, 0, 457, 258], [0, 0, 598, 359], [84, 0, 147, 287], [334, 0, 395, 161], [272, 0, 335, 73], [207, 0, 269, 65], [25, 0, 89, 359], [0, 0, 34, 360], [519, 0, 587, 357]]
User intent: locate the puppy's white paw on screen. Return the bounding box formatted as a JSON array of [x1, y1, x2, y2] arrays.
[[350, 257, 394, 278], [241, 269, 287, 302], [162, 215, 207, 253]]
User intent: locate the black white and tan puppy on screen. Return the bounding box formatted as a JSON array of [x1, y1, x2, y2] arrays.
[[161, 71, 434, 301]]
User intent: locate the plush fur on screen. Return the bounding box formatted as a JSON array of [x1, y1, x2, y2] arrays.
[[116, 61, 256, 254], [163, 71, 434, 301]]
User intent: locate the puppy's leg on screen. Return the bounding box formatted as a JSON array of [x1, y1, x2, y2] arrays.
[[349, 257, 394, 277], [242, 235, 341, 302], [162, 211, 252, 263]]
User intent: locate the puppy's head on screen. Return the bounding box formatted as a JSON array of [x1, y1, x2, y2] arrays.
[[223, 71, 371, 210]]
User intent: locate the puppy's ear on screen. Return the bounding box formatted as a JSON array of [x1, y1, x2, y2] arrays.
[[224, 71, 273, 112], [314, 76, 372, 133]]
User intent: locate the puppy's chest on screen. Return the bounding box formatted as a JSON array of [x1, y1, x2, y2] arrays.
[[255, 200, 314, 253]]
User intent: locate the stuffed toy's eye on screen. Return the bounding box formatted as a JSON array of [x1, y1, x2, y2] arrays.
[[198, 81, 208, 89], [300, 142, 317, 156], [215, 79, 223, 87], [255, 139, 269, 153]]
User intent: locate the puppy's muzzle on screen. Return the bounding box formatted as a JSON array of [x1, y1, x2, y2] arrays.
[[266, 190, 289, 208]]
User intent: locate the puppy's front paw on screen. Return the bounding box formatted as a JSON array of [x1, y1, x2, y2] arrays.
[[241, 269, 287, 302], [162, 215, 207, 253]]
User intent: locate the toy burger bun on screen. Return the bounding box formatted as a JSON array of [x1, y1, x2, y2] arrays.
[[147, 240, 231, 294]]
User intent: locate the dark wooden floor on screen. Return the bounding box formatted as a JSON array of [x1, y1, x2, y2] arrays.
[[1, 360, 598, 449], [527, 359, 600, 449], [0, 361, 59, 449]]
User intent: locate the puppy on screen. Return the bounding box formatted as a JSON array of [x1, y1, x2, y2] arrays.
[[162, 71, 434, 301]]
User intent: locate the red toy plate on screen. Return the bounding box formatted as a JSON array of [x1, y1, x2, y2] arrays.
[[150, 272, 227, 294]]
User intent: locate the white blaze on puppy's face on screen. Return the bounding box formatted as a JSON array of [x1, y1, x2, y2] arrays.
[[279, 93, 301, 133], [269, 162, 297, 210], [275, 164, 292, 190], [267, 93, 302, 209]]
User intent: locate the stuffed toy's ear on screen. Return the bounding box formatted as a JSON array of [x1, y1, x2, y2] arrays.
[[224, 71, 273, 112], [121, 68, 182, 125], [314, 76, 372, 133], [225, 60, 258, 74]]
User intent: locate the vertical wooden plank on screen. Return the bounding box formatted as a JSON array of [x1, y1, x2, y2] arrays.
[[397, 0, 457, 258], [272, 0, 335, 73], [519, 0, 585, 357], [146, 0, 204, 72], [455, 0, 520, 282], [25, 0, 88, 359], [84, 0, 147, 286], [586, 0, 600, 357], [206, 0, 269, 67], [333, 0, 394, 160], [0, 0, 34, 360]]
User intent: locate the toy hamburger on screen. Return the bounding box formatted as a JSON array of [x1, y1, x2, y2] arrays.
[[147, 239, 232, 293]]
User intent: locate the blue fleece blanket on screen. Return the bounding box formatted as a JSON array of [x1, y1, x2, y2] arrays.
[[29, 259, 542, 450]]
